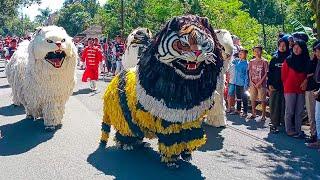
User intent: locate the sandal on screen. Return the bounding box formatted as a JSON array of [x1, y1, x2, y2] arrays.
[[270, 126, 280, 134], [246, 114, 256, 120]]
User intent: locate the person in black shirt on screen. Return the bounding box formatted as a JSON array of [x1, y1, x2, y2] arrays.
[[306, 40, 320, 143], [268, 38, 289, 133], [307, 43, 320, 149]]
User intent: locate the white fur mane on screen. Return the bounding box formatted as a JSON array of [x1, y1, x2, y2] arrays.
[[6, 26, 78, 127]]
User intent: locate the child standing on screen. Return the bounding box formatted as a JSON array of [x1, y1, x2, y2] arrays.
[[248, 45, 269, 121], [231, 49, 249, 117]]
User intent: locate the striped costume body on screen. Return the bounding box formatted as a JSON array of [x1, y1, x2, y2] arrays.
[[100, 15, 225, 168], [101, 69, 206, 163]]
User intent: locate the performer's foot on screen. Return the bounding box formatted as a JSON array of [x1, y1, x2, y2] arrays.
[[167, 162, 179, 169], [44, 124, 62, 132], [12, 103, 21, 107], [26, 115, 34, 120], [122, 144, 134, 151], [181, 151, 192, 162], [45, 125, 56, 132]]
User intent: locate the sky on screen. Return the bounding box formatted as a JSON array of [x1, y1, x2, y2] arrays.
[[22, 0, 107, 21]]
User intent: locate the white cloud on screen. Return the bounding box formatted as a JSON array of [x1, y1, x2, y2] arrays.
[[22, 0, 107, 21]]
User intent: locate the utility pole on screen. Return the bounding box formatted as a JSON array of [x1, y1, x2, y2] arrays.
[[121, 0, 124, 38]]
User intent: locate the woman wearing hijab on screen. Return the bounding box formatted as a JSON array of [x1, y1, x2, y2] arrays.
[[268, 38, 290, 133], [281, 40, 309, 138]]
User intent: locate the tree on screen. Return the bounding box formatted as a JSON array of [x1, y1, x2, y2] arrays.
[[35, 7, 52, 25], [0, 0, 40, 26], [57, 3, 91, 36], [2, 15, 38, 36], [201, 0, 261, 56], [310, 0, 320, 39]]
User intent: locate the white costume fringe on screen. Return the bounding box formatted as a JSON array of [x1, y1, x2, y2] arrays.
[[6, 26, 77, 127]]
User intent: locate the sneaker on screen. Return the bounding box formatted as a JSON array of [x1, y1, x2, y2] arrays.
[[270, 126, 280, 134], [307, 141, 320, 149], [293, 132, 306, 139], [246, 114, 256, 120], [306, 135, 318, 143], [240, 113, 248, 118]]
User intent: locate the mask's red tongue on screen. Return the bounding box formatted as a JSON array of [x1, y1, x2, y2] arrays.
[[51, 58, 62, 68], [186, 62, 197, 70]]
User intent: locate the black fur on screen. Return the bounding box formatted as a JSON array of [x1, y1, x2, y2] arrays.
[[137, 15, 223, 110]]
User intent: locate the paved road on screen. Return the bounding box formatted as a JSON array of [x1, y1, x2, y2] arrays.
[[0, 60, 319, 180]]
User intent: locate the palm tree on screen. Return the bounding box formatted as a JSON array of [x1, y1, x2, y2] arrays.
[[35, 7, 52, 25]]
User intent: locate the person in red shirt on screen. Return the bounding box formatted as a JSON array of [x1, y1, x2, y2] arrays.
[[81, 38, 103, 91], [4, 39, 17, 66], [282, 40, 309, 138]]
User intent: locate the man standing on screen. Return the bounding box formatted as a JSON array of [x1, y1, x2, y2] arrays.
[[81, 38, 103, 91], [113, 35, 125, 75]]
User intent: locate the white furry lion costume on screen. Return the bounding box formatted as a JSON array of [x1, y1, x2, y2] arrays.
[[5, 26, 77, 131], [100, 15, 225, 168], [205, 29, 234, 127]]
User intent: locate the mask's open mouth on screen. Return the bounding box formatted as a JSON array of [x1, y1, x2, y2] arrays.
[[171, 59, 204, 75], [44, 50, 66, 68]]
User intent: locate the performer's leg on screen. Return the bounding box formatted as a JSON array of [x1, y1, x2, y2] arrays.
[[114, 131, 144, 150]]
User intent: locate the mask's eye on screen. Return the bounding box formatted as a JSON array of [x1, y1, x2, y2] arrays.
[[61, 39, 66, 42], [47, 39, 53, 43], [202, 41, 208, 48]]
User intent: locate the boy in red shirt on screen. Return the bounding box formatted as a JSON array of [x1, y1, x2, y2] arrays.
[[81, 38, 103, 91]]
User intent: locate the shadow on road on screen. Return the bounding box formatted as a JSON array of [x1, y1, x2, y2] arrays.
[[72, 88, 92, 96], [0, 104, 25, 116], [87, 146, 204, 180], [0, 84, 10, 89], [0, 118, 55, 156], [250, 133, 320, 179], [199, 125, 224, 152], [227, 114, 267, 130]]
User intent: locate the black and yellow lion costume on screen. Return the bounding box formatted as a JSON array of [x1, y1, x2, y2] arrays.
[[100, 15, 224, 168]]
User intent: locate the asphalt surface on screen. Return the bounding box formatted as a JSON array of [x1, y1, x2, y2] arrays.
[[0, 60, 319, 180]]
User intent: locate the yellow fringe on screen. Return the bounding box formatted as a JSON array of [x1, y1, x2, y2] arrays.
[[161, 156, 178, 163], [103, 74, 133, 136], [158, 135, 207, 157], [101, 131, 109, 142], [125, 69, 206, 135]]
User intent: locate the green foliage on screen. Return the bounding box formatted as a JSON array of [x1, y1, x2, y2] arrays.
[[2, 16, 39, 36], [57, 3, 91, 36], [96, 0, 262, 55], [35, 7, 52, 25], [0, 0, 40, 25], [241, 0, 284, 25], [201, 0, 261, 58]]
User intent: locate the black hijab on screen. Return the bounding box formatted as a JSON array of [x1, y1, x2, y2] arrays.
[[276, 38, 290, 60], [286, 40, 310, 73]]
